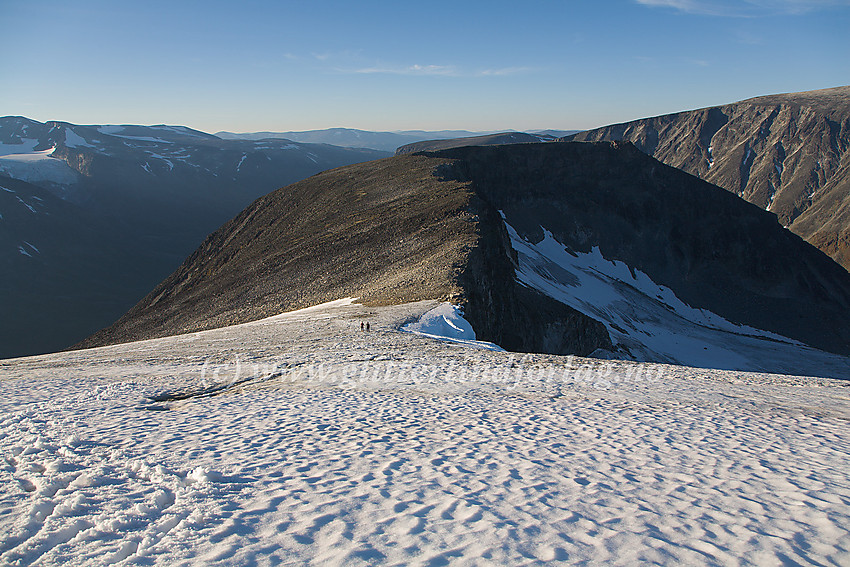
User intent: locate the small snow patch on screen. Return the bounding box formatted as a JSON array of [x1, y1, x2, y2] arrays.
[[97, 125, 125, 135], [0, 138, 40, 156], [186, 467, 223, 484], [402, 303, 504, 351], [64, 129, 95, 149], [16, 196, 37, 213]]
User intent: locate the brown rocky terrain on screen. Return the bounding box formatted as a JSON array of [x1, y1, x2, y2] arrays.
[[78, 151, 611, 356], [568, 86, 850, 270], [79, 142, 850, 357]]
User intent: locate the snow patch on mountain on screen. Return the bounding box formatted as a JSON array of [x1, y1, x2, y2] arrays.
[[146, 152, 174, 170], [149, 125, 209, 138], [96, 125, 124, 135], [97, 126, 173, 145], [0, 147, 57, 162], [402, 303, 504, 351], [64, 129, 95, 149], [0, 148, 78, 189], [114, 134, 174, 144], [502, 215, 848, 373], [15, 196, 37, 214], [0, 139, 40, 156]]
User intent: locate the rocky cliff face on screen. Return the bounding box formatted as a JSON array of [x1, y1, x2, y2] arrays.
[[434, 142, 850, 357], [80, 142, 850, 361], [568, 86, 850, 270]]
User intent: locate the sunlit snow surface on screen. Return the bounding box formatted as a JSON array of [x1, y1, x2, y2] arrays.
[[502, 217, 850, 375], [1, 299, 849, 566]]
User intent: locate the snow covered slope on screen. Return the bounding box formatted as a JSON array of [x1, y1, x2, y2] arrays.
[[1, 300, 848, 565], [503, 217, 850, 374]]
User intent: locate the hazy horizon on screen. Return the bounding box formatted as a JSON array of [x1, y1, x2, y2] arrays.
[[2, 0, 848, 134]]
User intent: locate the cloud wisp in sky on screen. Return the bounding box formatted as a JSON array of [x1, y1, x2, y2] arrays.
[[352, 64, 459, 76], [1, 1, 846, 132], [635, 0, 850, 16], [346, 64, 534, 78]]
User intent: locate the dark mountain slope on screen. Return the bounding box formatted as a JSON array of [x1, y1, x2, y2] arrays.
[[434, 143, 850, 356], [80, 143, 850, 363], [0, 116, 388, 357], [567, 86, 850, 270], [78, 153, 610, 356], [0, 176, 160, 358]]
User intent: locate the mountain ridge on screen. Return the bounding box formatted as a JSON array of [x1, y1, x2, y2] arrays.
[[567, 86, 850, 270], [78, 142, 850, 373]]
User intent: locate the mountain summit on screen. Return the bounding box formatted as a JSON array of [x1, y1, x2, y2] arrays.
[[80, 142, 850, 374]]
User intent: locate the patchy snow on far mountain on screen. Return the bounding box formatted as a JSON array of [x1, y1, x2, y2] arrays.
[[0, 116, 390, 358], [0, 144, 79, 189]]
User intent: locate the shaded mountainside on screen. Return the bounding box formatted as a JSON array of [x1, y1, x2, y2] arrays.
[[78, 153, 610, 356], [0, 116, 388, 357], [80, 143, 850, 368], [0, 176, 159, 358], [395, 132, 548, 155], [567, 86, 850, 270]]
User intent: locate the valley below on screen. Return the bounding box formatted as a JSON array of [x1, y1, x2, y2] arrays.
[[1, 300, 848, 566]]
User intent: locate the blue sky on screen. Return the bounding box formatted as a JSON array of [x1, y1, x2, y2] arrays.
[[1, 0, 848, 133]]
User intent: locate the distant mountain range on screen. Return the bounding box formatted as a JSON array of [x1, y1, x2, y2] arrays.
[[568, 86, 850, 270], [395, 132, 552, 154], [217, 128, 579, 153], [80, 142, 850, 375], [0, 117, 388, 357], [7, 86, 850, 370]]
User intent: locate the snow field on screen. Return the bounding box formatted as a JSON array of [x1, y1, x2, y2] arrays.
[[501, 217, 850, 376], [1, 299, 849, 565]]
